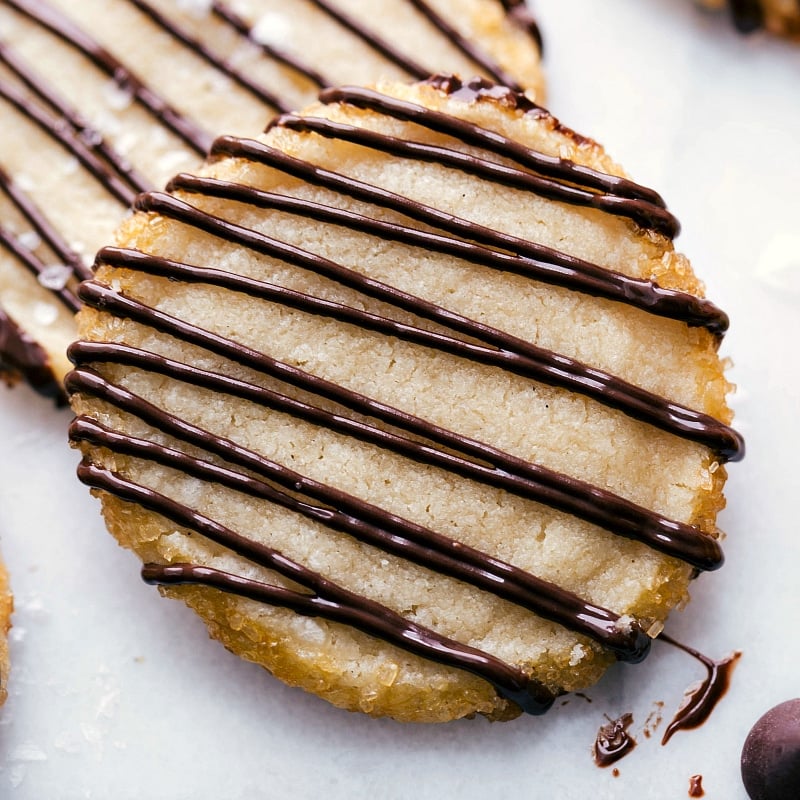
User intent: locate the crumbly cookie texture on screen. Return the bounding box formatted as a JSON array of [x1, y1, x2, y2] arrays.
[[0, 556, 11, 706], [69, 77, 738, 722], [0, 0, 544, 396]]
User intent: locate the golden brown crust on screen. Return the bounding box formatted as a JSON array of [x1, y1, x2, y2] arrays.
[[71, 79, 733, 721]]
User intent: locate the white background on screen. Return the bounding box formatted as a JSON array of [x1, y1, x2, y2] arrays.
[[1, 1, 799, 797]]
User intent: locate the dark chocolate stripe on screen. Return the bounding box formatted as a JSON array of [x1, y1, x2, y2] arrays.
[[208, 138, 689, 337], [305, 0, 431, 79], [126, 0, 289, 113], [143, 560, 556, 715], [75, 459, 555, 715], [140, 560, 555, 715], [404, 0, 525, 91], [5, 0, 212, 154], [132, 189, 742, 461], [0, 40, 151, 198], [210, 2, 327, 88], [70, 334, 722, 575], [168, 172, 726, 334], [0, 164, 90, 282], [319, 83, 670, 212], [276, 110, 678, 238], [499, 0, 544, 53], [0, 223, 80, 312], [68, 410, 651, 660], [0, 76, 137, 206]]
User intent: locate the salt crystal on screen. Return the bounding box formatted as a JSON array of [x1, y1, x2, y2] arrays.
[[17, 231, 41, 251], [177, 0, 213, 15], [103, 80, 134, 112], [568, 643, 586, 666], [33, 302, 58, 326], [157, 149, 193, 175], [37, 264, 73, 291], [15, 173, 35, 192], [62, 156, 79, 175], [96, 689, 120, 719], [252, 12, 293, 47]]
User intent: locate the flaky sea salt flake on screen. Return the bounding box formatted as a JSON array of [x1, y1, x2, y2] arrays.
[[37, 264, 73, 291]]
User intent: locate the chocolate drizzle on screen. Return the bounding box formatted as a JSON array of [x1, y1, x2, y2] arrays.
[[594, 712, 637, 767], [0, 0, 544, 399], [73, 459, 556, 715], [4, 0, 212, 154], [65, 79, 744, 712], [660, 635, 742, 744]]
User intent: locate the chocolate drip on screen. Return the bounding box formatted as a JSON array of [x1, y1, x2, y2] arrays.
[[170, 172, 726, 335], [0, 307, 62, 401], [5, 0, 212, 154], [73, 460, 556, 715], [660, 635, 742, 744], [139, 179, 742, 461], [593, 712, 637, 767], [728, 0, 765, 32], [688, 774, 705, 797], [125, 0, 290, 113]]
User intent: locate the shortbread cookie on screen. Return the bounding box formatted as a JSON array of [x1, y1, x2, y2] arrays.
[[68, 76, 742, 722], [0, 0, 544, 399], [699, 0, 800, 36]]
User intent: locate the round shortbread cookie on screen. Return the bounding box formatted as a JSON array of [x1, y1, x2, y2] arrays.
[[0, 0, 544, 399], [68, 76, 742, 722]]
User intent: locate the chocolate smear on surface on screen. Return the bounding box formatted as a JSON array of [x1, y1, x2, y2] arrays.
[[660, 635, 742, 744], [593, 712, 636, 767], [688, 774, 705, 797]]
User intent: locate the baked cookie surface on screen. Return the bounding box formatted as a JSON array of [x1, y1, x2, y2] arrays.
[[68, 76, 742, 721], [0, 0, 544, 398]]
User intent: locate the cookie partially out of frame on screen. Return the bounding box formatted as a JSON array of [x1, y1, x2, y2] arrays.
[[69, 76, 742, 722], [0, 554, 11, 706], [699, 0, 800, 36], [0, 0, 544, 399]]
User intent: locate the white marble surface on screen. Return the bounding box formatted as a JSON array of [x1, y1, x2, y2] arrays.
[[0, 1, 799, 797]]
